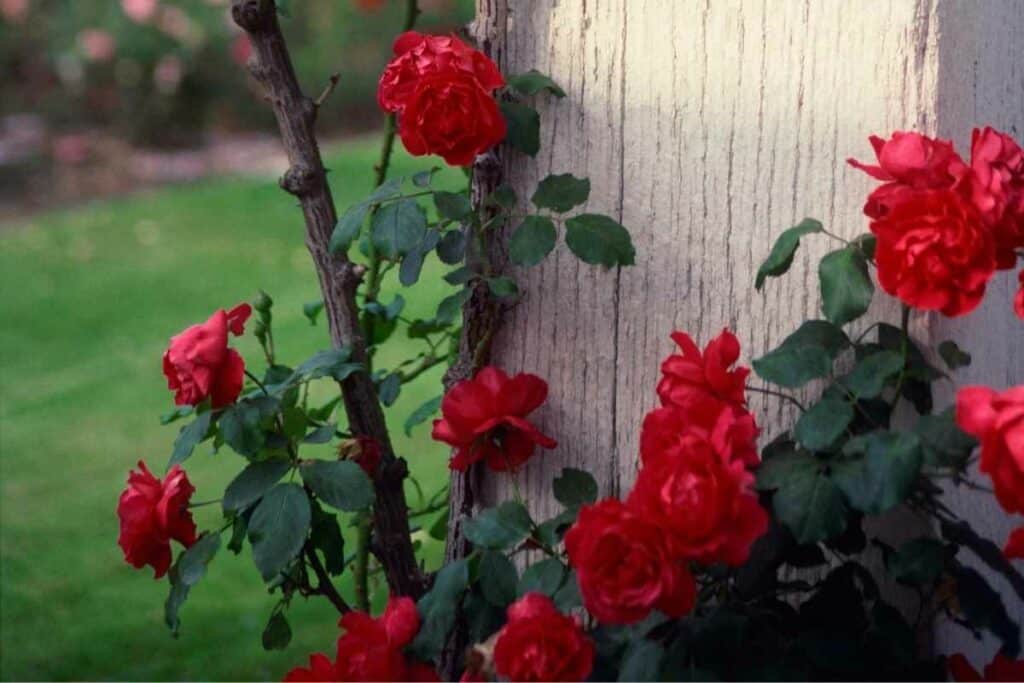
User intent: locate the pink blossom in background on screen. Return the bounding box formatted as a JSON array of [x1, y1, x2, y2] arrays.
[[230, 34, 252, 66], [153, 55, 184, 95], [51, 135, 90, 165], [78, 29, 116, 63], [0, 0, 28, 23], [121, 0, 158, 23], [157, 5, 197, 45]]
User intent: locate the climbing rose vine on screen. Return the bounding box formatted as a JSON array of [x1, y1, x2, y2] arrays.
[[115, 1, 1024, 680]]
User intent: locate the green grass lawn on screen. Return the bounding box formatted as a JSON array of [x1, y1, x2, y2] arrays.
[[0, 137, 458, 681]]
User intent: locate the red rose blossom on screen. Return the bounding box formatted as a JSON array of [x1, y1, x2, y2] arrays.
[[1004, 526, 1024, 560], [354, 436, 382, 476], [378, 31, 504, 113], [1015, 270, 1024, 320], [848, 131, 968, 218], [492, 593, 594, 683], [948, 652, 1024, 682], [657, 329, 750, 412], [162, 303, 251, 408], [398, 70, 506, 166], [640, 399, 760, 469], [565, 498, 696, 624], [284, 596, 438, 682], [432, 366, 557, 472], [870, 188, 996, 317], [970, 127, 1024, 268], [956, 385, 1024, 515], [116, 460, 197, 578], [629, 407, 768, 566]]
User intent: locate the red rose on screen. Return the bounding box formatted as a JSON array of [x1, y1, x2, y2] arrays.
[[162, 303, 251, 408], [629, 407, 768, 566], [398, 70, 507, 166], [354, 436, 382, 476], [565, 498, 695, 624], [657, 329, 750, 412], [432, 366, 557, 472], [870, 188, 996, 317], [640, 400, 760, 469], [848, 131, 968, 218], [378, 31, 504, 113], [970, 127, 1024, 268], [1004, 526, 1024, 560], [948, 652, 1024, 682], [956, 386, 1024, 515], [117, 460, 197, 578], [284, 597, 438, 682], [1015, 270, 1024, 320], [493, 593, 594, 682]]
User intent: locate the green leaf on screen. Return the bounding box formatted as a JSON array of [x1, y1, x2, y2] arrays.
[[436, 229, 466, 265], [329, 203, 368, 253], [531, 174, 590, 212], [841, 350, 904, 398], [160, 405, 193, 425], [479, 551, 518, 607], [761, 453, 848, 544], [517, 558, 567, 597], [178, 532, 220, 586], [433, 191, 473, 221], [831, 431, 922, 514], [565, 214, 635, 267], [303, 423, 335, 444], [794, 398, 854, 451], [223, 460, 292, 512], [938, 340, 971, 370], [399, 229, 441, 287], [500, 101, 540, 156], [553, 468, 598, 508], [405, 395, 442, 436], [464, 501, 533, 550], [507, 69, 566, 98], [412, 168, 439, 187], [619, 640, 665, 682], [309, 501, 345, 575], [755, 218, 823, 290], [378, 372, 401, 407], [819, 246, 874, 326], [367, 177, 401, 203], [914, 409, 977, 469], [487, 276, 519, 299], [219, 396, 280, 458], [227, 514, 247, 554], [488, 184, 518, 209], [302, 300, 324, 326], [370, 198, 427, 260], [509, 216, 557, 267], [248, 483, 311, 582], [164, 565, 190, 635], [886, 538, 946, 586], [409, 559, 469, 661], [443, 266, 475, 285], [436, 288, 471, 324], [852, 233, 877, 260], [552, 572, 582, 611], [300, 460, 374, 512], [168, 411, 213, 469], [752, 320, 849, 388], [534, 509, 577, 548], [262, 610, 292, 651], [292, 349, 361, 384]]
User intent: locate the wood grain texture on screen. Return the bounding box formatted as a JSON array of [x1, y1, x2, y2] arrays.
[[471, 0, 1023, 658]]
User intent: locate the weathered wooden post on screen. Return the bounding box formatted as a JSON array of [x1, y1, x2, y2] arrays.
[[454, 0, 1023, 663]]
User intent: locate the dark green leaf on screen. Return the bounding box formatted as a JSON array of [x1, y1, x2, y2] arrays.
[[405, 395, 442, 436], [330, 203, 368, 253], [954, 565, 1021, 656], [488, 184, 518, 209], [433, 191, 473, 221], [841, 350, 904, 398], [509, 216, 557, 267], [938, 340, 971, 370], [412, 168, 439, 187], [755, 218, 823, 290], [227, 513, 248, 554], [553, 468, 599, 508], [300, 460, 374, 512], [464, 501, 533, 550], [852, 233, 877, 260], [429, 508, 448, 541], [517, 558, 567, 597], [436, 288, 471, 324], [294, 348, 353, 381], [752, 320, 849, 388], [219, 396, 280, 458], [378, 372, 401, 407], [760, 453, 848, 544], [223, 460, 292, 512], [500, 101, 540, 156], [535, 509, 577, 548], [507, 69, 566, 98], [552, 572, 582, 611], [443, 266, 475, 285], [819, 247, 874, 326], [248, 483, 311, 582], [487, 276, 519, 299], [409, 559, 469, 661], [436, 229, 466, 264], [160, 405, 192, 425], [164, 565, 190, 635], [831, 431, 922, 514], [178, 532, 220, 586], [565, 214, 635, 267], [915, 409, 977, 469], [262, 610, 292, 651], [480, 551, 518, 607], [303, 423, 335, 444], [367, 177, 401, 203], [303, 300, 324, 326], [309, 501, 345, 575], [399, 230, 440, 287], [794, 398, 854, 451], [886, 538, 946, 585], [370, 199, 427, 260], [168, 411, 213, 468], [619, 640, 665, 682], [531, 174, 590, 212]]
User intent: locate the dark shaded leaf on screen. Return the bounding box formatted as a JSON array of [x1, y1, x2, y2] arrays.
[[436, 229, 466, 264], [794, 398, 853, 451], [831, 431, 922, 514], [300, 460, 374, 512], [841, 350, 904, 398], [938, 340, 972, 370], [565, 214, 635, 267], [507, 70, 566, 97], [500, 101, 540, 156], [464, 501, 533, 550], [480, 551, 518, 607], [509, 215, 557, 267], [329, 203, 368, 253], [752, 320, 849, 388], [553, 468, 599, 508], [262, 611, 292, 651], [371, 199, 427, 260], [409, 559, 469, 661], [755, 218, 823, 290], [168, 411, 213, 468], [405, 395, 442, 436], [819, 246, 874, 326], [223, 460, 292, 512], [531, 174, 590, 212], [248, 483, 311, 582], [433, 191, 473, 221]]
